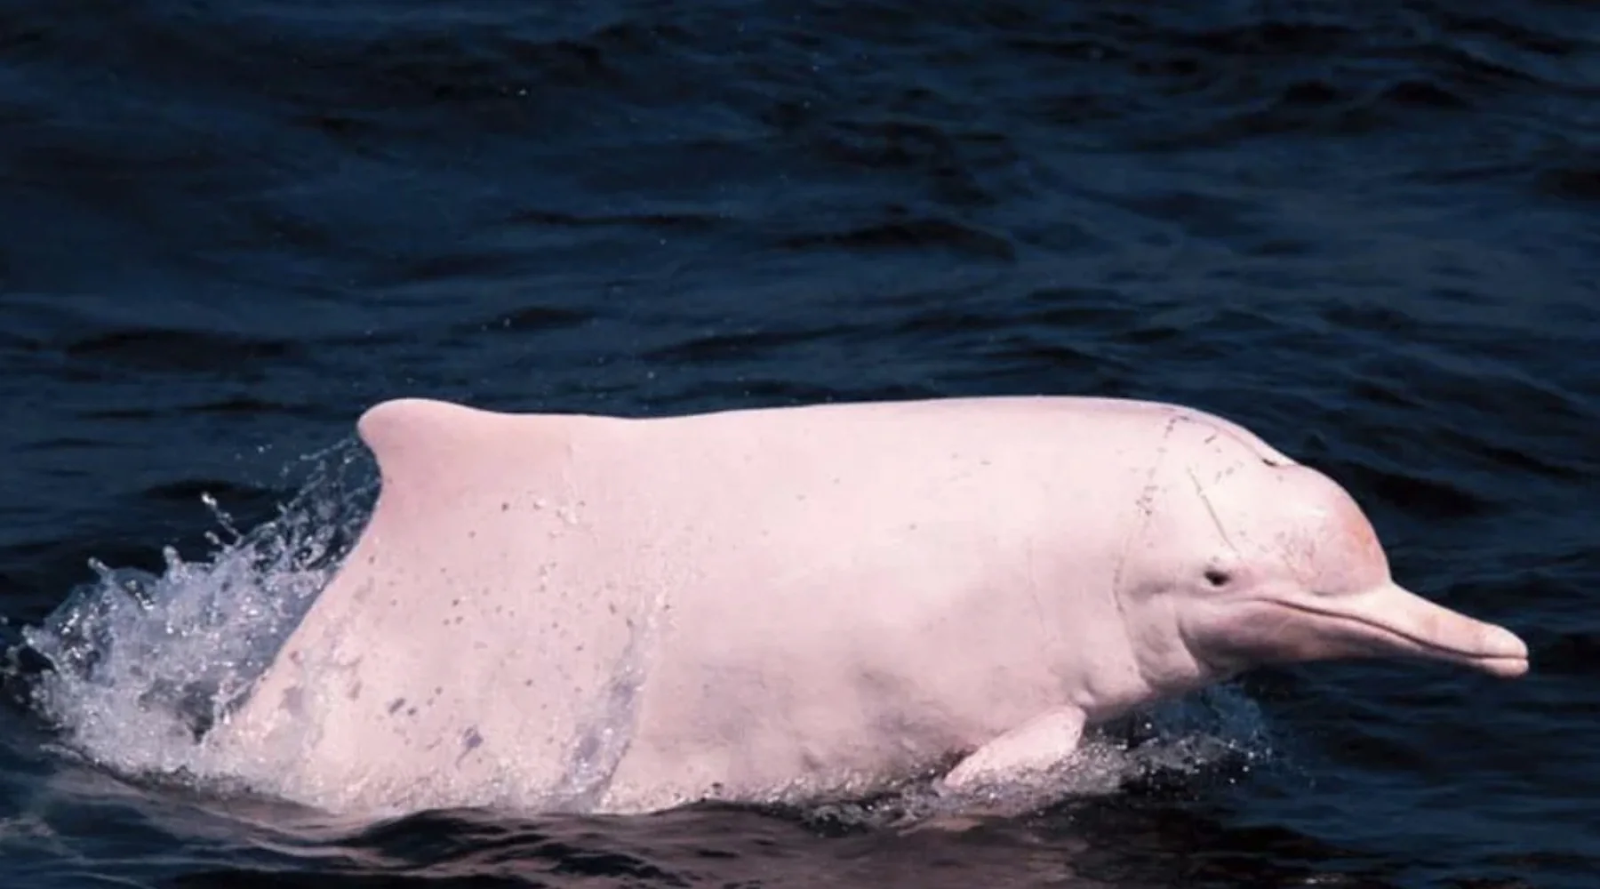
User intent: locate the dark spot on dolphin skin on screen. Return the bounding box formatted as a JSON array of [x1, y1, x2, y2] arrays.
[[452, 598, 460, 607], [501, 501, 510, 511], [281, 686, 305, 716], [387, 697, 406, 714], [576, 732, 600, 761], [525, 679, 534, 687], [347, 681, 362, 700], [406, 707, 418, 717], [457, 727, 485, 763]]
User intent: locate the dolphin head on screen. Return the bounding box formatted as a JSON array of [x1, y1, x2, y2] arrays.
[[1122, 457, 1528, 693]]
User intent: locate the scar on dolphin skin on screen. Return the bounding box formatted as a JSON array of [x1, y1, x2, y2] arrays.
[[1186, 466, 1240, 558], [1105, 415, 1179, 688], [1025, 536, 1064, 664], [1113, 414, 1181, 605]]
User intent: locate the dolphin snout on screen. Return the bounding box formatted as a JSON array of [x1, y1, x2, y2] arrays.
[[1465, 621, 1530, 678], [1337, 582, 1529, 678]]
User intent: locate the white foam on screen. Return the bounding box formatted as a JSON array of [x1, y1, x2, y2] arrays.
[[798, 689, 1276, 829], [15, 438, 376, 796]]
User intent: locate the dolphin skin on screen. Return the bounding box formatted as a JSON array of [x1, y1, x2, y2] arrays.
[[202, 396, 1528, 818]]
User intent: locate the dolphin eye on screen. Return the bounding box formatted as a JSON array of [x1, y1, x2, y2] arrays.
[[1204, 568, 1231, 588]]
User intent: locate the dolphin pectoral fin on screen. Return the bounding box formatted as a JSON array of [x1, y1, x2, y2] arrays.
[[938, 707, 1086, 793]]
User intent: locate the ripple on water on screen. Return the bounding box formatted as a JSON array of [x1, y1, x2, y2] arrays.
[[0, 0, 1596, 886]]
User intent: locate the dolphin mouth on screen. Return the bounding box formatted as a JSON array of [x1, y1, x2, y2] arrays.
[[1251, 584, 1530, 678], [1277, 601, 1529, 677]]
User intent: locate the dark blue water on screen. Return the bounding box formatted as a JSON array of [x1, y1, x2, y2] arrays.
[[2, 0, 1597, 886]]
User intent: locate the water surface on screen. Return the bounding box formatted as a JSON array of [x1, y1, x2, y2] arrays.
[[2, 1, 1598, 886]]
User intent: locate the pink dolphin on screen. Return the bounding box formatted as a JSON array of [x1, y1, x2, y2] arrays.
[[204, 396, 1528, 817]]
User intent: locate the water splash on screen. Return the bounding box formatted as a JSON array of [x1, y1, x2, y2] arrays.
[[12, 437, 378, 790], [797, 687, 1276, 830]]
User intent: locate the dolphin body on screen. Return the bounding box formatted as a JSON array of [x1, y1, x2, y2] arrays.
[[202, 396, 1528, 818]]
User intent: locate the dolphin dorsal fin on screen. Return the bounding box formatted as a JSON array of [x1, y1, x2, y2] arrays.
[[353, 397, 600, 513], [357, 397, 497, 467]]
